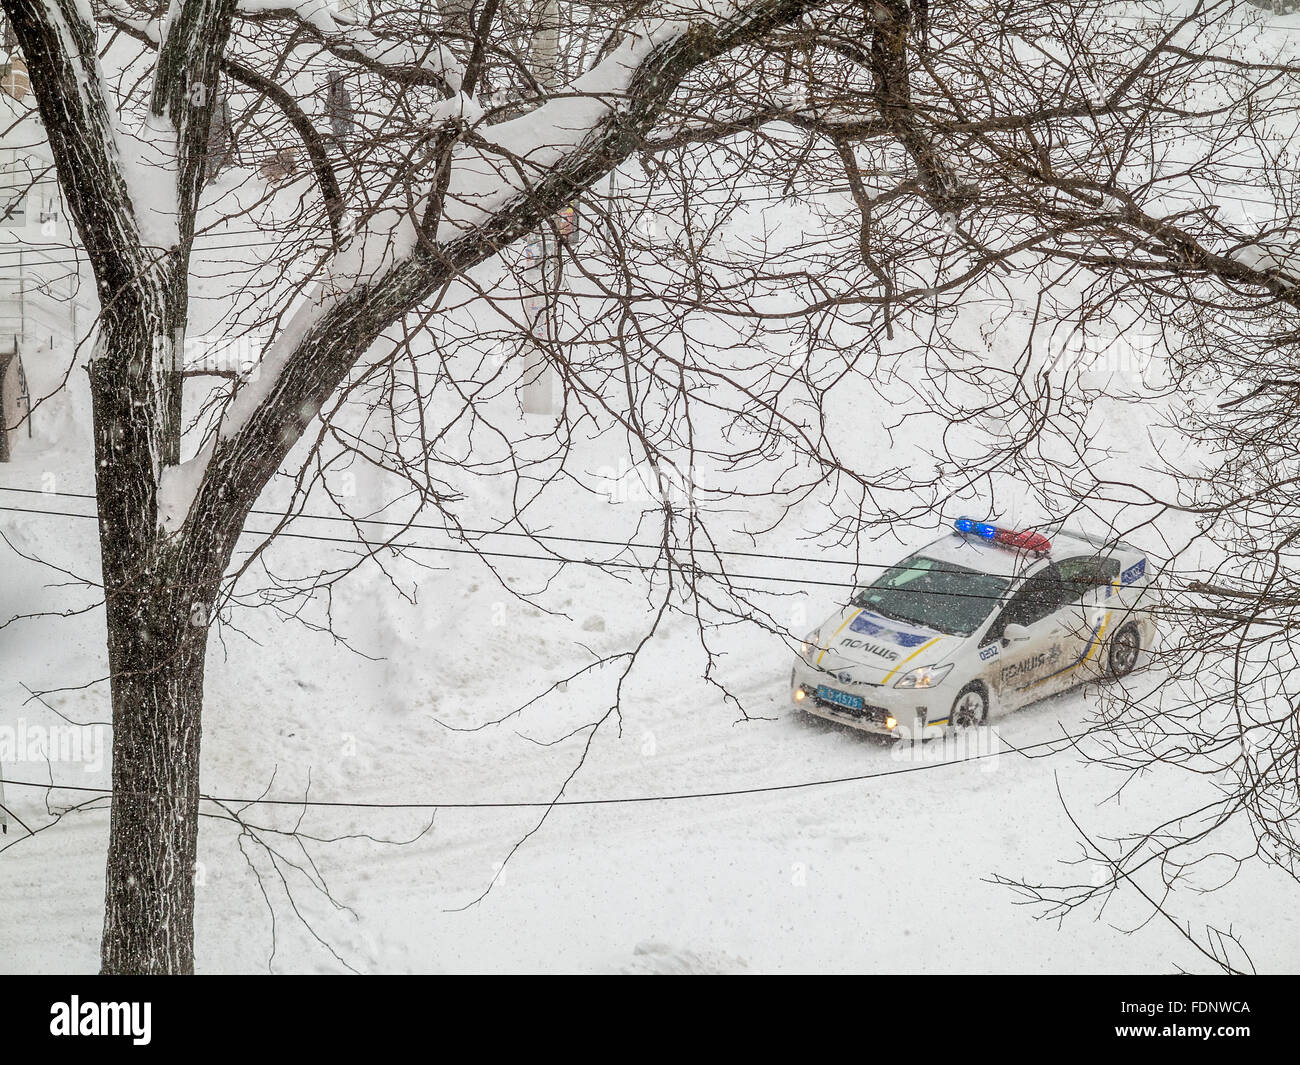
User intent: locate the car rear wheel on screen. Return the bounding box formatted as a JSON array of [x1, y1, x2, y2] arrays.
[[950, 684, 988, 728], [1106, 623, 1141, 679]]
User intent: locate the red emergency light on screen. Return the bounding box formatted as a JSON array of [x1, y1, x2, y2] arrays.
[[954, 517, 1051, 555]]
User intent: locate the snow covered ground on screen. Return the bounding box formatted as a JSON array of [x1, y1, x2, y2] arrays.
[[3, 0, 1300, 975], [1, 339, 1297, 975]]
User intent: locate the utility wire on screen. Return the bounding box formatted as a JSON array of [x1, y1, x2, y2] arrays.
[[0, 500, 1026, 598], [0, 497, 1207, 622], [0, 726, 1092, 812], [0, 487, 1175, 594], [0, 483, 1102, 578]]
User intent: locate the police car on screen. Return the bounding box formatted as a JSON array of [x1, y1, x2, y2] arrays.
[[792, 518, 1157, 738]]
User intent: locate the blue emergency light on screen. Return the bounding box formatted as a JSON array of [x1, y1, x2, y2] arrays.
[[954, 517, 1051, 554]]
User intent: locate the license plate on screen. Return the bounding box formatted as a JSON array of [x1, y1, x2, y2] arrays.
[[816, 685, 864, 711]]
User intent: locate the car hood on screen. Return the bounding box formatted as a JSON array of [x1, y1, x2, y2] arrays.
[[808, 606, 952, 685]]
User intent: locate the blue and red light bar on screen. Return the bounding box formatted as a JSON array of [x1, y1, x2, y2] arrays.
[[954, 517, 1051, 555]]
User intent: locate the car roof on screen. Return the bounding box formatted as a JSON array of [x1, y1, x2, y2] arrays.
[[1047, 524, 1140, 555], [916, 527, 1138, 580], [916, 532, 1036, 578]]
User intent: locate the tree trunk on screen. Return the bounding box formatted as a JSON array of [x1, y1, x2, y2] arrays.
[[98, 553, 209, 974], [90, 321, 216, 974]]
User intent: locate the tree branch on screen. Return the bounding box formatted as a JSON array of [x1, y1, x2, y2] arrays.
[[180, 0, 829, 545]]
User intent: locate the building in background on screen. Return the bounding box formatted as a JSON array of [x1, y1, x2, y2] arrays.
[[0, 11, 92, 458]]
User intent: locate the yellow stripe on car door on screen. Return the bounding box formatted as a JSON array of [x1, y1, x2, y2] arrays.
[[1082, 612, 1111, 663]]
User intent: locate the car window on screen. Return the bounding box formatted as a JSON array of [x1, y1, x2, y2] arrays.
[[1056, 555, 1121, 602], [851, 555, 1009, 636], [984, 565, 1067, 642]]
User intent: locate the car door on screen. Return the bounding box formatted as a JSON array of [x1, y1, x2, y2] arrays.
[[1052, 554, 1123, 685], [982, 565, 1072, 710]]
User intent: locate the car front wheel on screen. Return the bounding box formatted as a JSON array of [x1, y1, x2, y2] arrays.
[[950, 683, 988, 728]]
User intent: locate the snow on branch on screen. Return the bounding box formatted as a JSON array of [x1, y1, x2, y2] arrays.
[[156, 0, 825, 534], [235, 0, 464, 90], [436, 1, 805, 239]]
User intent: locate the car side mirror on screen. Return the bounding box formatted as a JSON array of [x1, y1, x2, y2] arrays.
[[1002, 623, 1031, 646]]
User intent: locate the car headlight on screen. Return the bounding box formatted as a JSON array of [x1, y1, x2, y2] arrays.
[[800, 628, 822, 658], [893, 663, 953, 689]]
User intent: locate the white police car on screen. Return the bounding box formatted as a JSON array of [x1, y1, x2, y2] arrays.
[[792, 519, 1157, 738]]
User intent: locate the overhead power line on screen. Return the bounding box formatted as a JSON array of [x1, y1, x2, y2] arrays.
[[0, 726, 1092, 813], [0, 483, 1039, 575], [0, 500, 1024, 600], [0, 495, 1215, 624], [0, 484, 1177, 595]]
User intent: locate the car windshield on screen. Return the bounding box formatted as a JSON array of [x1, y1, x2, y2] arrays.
[[851, 555, 1010, 636]]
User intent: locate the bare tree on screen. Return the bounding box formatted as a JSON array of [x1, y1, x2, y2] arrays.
[[1, 0, 1298, 973]]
